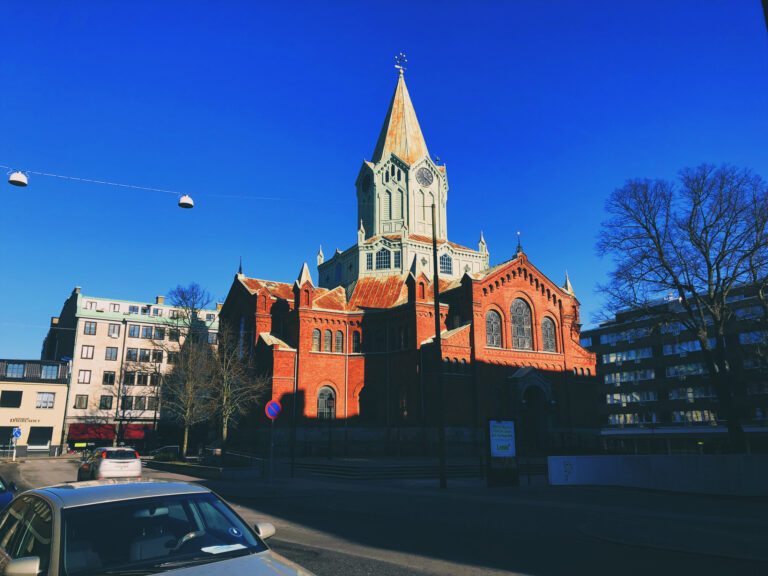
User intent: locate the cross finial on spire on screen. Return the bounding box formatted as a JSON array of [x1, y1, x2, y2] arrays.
[[394, 52, 407, 76]]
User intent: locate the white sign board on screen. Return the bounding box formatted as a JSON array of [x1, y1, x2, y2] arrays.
[[489, 420, 516, 458]]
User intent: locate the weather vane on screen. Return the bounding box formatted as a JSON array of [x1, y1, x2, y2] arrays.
[[395, 52, 407, 75]]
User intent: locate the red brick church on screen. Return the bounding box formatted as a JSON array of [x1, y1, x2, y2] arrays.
[[219, 70, 597, 454]]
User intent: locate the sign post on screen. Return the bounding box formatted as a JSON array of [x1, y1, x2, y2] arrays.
[[265, 401, 281, 483], [487, 419, 518, 487], [11, 428, 21, 462]]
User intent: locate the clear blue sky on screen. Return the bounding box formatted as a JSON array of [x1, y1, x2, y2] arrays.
[[1, 1, 767, 359]]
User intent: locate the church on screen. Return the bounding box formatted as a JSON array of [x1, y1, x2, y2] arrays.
[[219, 69, 597, 455]]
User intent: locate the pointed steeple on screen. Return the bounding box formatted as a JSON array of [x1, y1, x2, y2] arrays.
[[563, 270, 575, 295], [238, 256, 242, 275], [372, 70, 429, 165], [295, 262, 314, 288], [317, 245, 324, 266], [516, 231, 524, 256], [358, 219, 366, 244], [479, 230, 488, 254]]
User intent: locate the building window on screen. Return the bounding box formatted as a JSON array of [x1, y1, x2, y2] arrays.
[[152, 308, 161, 316], [394, 251, 401, 269], [335, 331, 344, 353], [0, 391, 23, 408], [99, 395, 113, 410], [83, 321, 97, 335], [208, 333, 218, 345], [542, 317, 557, 352], [102, 371, 116, 386], [167, 352, 179, 364], [77, 370, 91, 384], [123, 371, 136, 386], [136, 373, 149, 386], [439, 254, 452, 275], [141, 307, 150, 316], [128, 325, 140, 338], [385, 191, 392, 219], [511, 299, 532, 350], [105, 347, 118, 361], [376, 249, 391, 270], [352, 331, 361, 353], [312, 329, 321, 351], [141, 326, 153, 339], [169, 329, 180, 342], [6, 363, 24, 378], [133, 396, 147, 411], [108, 323, 120, 338], [366, 252, 373, 271], [129, 305, 139, 314], [121, 396, 133, 411], [152, 350, 163, 363], [41, 365, 59, 379], [74, 395, 88, 409], [85, 301, 96, 310], [110, 303, 120, 312], [323, 329, 332, 352], [36, 392, 55, 409], [147, 396, 158, 411], [81, 345, 94, 359], [486, 310, 502, 348], [317, 386, 336, 420], [139, 349, 151, 362], [126, 348, 138, 362], [153, 327, 165, 340]]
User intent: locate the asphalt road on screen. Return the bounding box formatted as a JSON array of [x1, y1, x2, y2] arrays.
[[3, 457, 768, 576]]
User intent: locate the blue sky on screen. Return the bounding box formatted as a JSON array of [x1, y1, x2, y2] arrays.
[[1, 1, 767, 359]]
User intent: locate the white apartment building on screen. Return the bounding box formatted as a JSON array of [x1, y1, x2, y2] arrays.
[[42, 287, 219, 448]]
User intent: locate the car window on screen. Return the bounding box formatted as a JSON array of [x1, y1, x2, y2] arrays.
[[105, 450, 138, 460], [0, 496, 53, 573], [0, 478, 7, 492]]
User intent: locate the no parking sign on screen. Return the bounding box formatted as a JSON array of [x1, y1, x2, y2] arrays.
[[265, 400, 281, 420]]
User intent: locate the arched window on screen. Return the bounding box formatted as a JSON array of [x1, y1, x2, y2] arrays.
[[511, 299, 532, 350], [312, 329, 321, 351], [323, 329, 332, 352], [385, 190, 392, 220], [427, 193, 434, 222], [352, 331, 361, 353], [317, 386, 336, 420], [486, 310, 502, 348], [542, 317, 557, 352], [418, 282, 425, 300], [439, 254, 452, 275], [419, 191, 425, 220], [461, 358, 467, 373], [335, 330, 344, 353], [376, 249, 391, 270]]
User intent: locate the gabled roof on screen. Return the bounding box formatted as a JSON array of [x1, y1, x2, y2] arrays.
[[371, 72, 429, 166], [239, 276, 294, 300], [313, 286, 348, 311], [259, 332, 295, 350], [348, 275, 409, 309]]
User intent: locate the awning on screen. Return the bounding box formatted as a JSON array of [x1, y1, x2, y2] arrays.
[[68, 424, 116, 441], [123, 424, 154, 440]]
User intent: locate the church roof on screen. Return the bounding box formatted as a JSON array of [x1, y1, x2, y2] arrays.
[[361, 234, 473, 252], [348, 275, 409, 309], [239, 277, 294, 300], [371, 72, 429, 166], [313, 286, 348, 311]]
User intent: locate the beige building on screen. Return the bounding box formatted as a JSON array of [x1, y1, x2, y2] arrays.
[[0, 359, 69, 456], [42, 287, 219, 448]]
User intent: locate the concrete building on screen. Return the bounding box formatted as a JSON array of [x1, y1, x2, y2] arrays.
[[42, 287, 219, 448], [219, 70, 598, 456], [0, 359, 69, 456], [581, 286, 768, 454]]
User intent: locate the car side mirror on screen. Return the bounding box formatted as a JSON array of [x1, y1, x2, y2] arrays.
[[254, 522, 275, 540], [9, 482, 17, 492], [5, 556, 40, 576]]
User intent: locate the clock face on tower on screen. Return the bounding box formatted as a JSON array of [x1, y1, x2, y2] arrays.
[[416, 167, 434, 187]]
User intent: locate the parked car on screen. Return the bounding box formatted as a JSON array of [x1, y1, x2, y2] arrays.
[[0, 480, 315, 575], [77, 447, 142, 481], [0, 474, 17, 509]]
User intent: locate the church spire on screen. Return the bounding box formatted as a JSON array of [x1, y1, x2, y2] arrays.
[[563, 270, 575, 295], [371, 62, 429, 166]]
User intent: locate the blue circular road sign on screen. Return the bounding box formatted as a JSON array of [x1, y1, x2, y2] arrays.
[[265, 400, 282, 420], [12, 428, 21, 438]]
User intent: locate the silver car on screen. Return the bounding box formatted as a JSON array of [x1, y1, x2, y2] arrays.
[[77, 448, 142, 481], [0, 480, 315, 575]]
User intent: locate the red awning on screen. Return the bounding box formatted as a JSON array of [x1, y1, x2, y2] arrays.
[[68, 424, 116, 441], [123, 424, 153, 440]]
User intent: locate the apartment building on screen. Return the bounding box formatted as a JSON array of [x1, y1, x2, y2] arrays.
[[0, 359, 69, 456], [42, 287, 219, 449], [581, 287, 768, 454]]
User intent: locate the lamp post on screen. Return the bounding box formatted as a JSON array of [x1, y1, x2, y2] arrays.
[[431, 203, 447, 489]]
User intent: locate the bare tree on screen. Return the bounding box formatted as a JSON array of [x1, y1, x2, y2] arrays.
[[209, 327, 270, 454], [159, 283, 217, 457], [597, 164, 768, 452]]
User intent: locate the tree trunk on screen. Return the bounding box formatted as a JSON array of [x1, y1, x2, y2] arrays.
[[182, 426, 189, 458], [221, 417, 229, 464]]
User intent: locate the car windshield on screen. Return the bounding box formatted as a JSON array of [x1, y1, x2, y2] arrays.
[[61, 492, 265, 575]]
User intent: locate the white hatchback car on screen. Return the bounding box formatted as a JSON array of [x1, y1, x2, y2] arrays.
[[77, 447, 142, 481]]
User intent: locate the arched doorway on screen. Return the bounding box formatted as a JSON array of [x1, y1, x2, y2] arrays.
[[518, 385, 549, 455]]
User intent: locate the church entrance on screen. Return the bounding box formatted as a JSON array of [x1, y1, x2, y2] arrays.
[[518, 385, 550, 455]]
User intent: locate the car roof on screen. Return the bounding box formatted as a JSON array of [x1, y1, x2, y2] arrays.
[[29, 480, 210, 509]]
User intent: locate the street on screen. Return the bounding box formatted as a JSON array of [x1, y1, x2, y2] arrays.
[[2, 457, 768, 575]]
